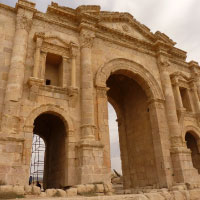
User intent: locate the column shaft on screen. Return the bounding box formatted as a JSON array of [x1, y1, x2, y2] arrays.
[[158, 60, 182, 147], [5, 17, 31, 102], [40, 52, 47, 80], [191, 85, 200, 113], [33, 44, 41, 78], [80, 43, 95, 139], [174, 83, 184, 109], [71, 57, 76, 87]]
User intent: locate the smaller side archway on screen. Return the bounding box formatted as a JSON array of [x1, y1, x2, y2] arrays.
[[184, 126, 200, 174], [23, 104, 76, 188]]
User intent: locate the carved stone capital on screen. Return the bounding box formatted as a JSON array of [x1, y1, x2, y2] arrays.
[[16, 15, 32, 32], [171, 76, 179, 86], [67, 86, 79, 108], [80, 30, 95, 48], [158, 59, 170, 71], [96, 86, 109, 98], [36, 37, 43, 49], [170, 136, 184, 148], [70, 44, 78, 58]]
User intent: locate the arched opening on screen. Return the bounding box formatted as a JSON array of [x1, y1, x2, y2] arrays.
[[30, 113, 67, 189], [185, 132, 200, 173], [106, 73, 158, 189], [108, 103, 121, 174]]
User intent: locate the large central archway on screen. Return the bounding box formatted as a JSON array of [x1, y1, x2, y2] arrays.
[[96, 58, 172, 189]]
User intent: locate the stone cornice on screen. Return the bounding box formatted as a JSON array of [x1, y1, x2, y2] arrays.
[[0, 3, 15, 12], [95, 32, 156, 57], [34, 12, 78, 32], [15, 0, 36, 13], [99, 12, 155, 42], [2, 1, 198, 69], [47, 2, 76, 21]]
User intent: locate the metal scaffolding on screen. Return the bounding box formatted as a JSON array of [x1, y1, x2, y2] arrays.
[[30, 134, 45, 184]]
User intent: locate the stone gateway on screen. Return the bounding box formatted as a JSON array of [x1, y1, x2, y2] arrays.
[[1, 0, 200, 191]]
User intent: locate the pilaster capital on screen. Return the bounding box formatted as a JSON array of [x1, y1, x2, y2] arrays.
[[189, 80, 198, 91], [157, 57, 170, 72], [70, 43, 78, 58], [96, 85, 109, 98], [35, 37, 43, 49], [171, 76, 180, 86], [79, 29, 95, 49], [16, 15, 33, 32], [40, 50, 47, 57], [34, 32, 45, 49]]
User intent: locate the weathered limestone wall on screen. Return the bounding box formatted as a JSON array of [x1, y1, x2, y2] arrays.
[[0, 5, 15, 120], [124, 80, 158, 187], [0, 0, 200, 191]]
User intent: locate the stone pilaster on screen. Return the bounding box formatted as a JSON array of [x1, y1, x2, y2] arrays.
[[157, 56, 183, 147], [148, 98, 173, 188], [40, 51, 47, 80], [5, 2, 35, 102], [190, 81, 200, 113], [70, 44, 78, 88], [33, 33, 44, 78], [157, 54, 200, 185], [62, 56, 69, 88], [171, 77, 184, 110], [80, 29, 96, 140], [189, 61, 200, 100], [1, 0, 35, 133]]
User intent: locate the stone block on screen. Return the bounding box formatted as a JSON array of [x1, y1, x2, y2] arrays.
[[40, 192, 46, 197], [24, 185, 32, 194], [0, 185, 13, 193], [32, 186, 41, 195], [172, 191, 187, 200], [46, 188, 57, 197], [189, 189, 200, 200], [85, 184, 95, 193], [76, 184, 87, 194], [145, 193, 165, 200], [132, 194, 148, 200], [95, 184, 104, 193], [66, 188, 77, 196], [55, 189, 66, 197], [103, 183, 113, 193], [13, 185, 24, 195]]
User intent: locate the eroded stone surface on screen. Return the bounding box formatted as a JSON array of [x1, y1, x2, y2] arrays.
[[0, 0, 200, 193]]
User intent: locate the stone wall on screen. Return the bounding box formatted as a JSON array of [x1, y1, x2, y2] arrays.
[[0, 0, 200, 190]]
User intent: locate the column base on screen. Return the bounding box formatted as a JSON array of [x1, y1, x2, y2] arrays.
[[77, 140, 110, 184], [171, 146, 200, 185]]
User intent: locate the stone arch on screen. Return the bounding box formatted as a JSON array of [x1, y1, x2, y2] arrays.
[[184, 125, 200, 174], [24, 104, 74, 133], [183, 125, 200, 141], [95, 58, 164, 101]]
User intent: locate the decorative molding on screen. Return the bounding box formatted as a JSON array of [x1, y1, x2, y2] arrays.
[[16, 15, 32, 32], [95, 58, 165, 101]]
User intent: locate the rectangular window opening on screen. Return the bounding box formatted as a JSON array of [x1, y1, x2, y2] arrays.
[[180, 87, 192, 112], [45, 52, 63, 87], [46, 79, 51, 85]]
